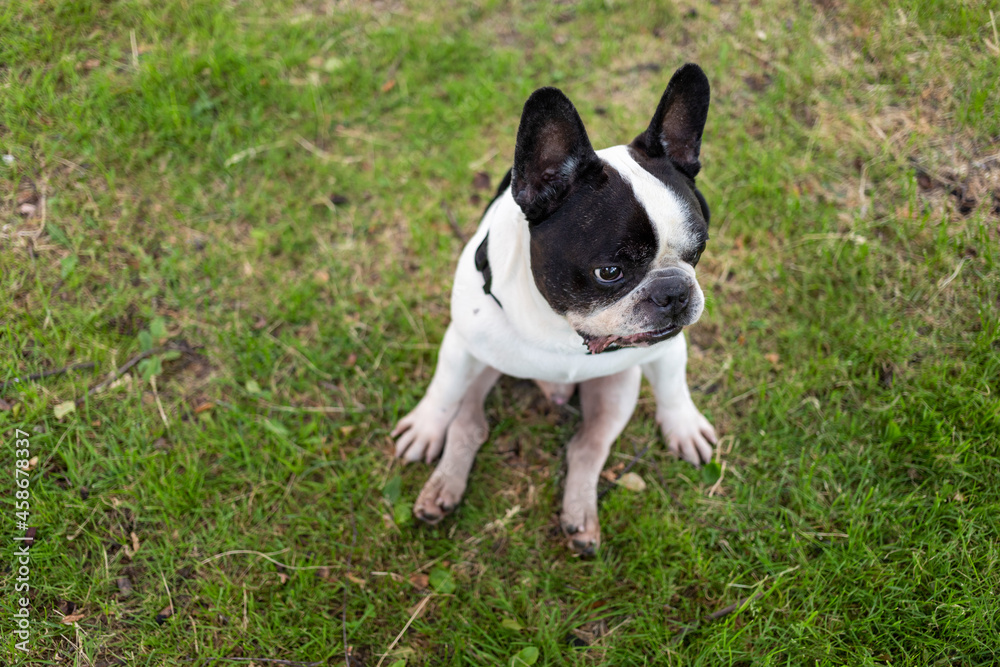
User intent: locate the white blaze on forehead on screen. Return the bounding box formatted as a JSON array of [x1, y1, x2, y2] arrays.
[[597, 145, 694, 263]]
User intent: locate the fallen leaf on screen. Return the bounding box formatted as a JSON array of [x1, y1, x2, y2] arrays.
[[511, 646, 539, 666], [700, 461, 722, 485], [16, 176, 38, 206], [383, 475, 402, 504], [117, 577, 133, 598], [346, 573, 366, 587], [155, 605, 173, 624], [381, 79, 396, 93], [61, 613, 86, 625], [765, 353, 780, 365], [429, 567, 455, 594], [409, 572, 429, 589], [83, 58, 100, 70], [313, 269, 329, 283], [501, 617, 523, 631], [472, 171, 492, 191], [194, 401, 214, 414], [616, 472, 647, 492], [54, 401, 76, 419], [277, 572, 290, 584], [130, 531, 140, 554], [0, 398, 13, 411]]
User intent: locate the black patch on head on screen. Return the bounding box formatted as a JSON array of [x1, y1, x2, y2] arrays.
[[511, 87, 603, 222], [632, 63, 710, 178], [529, 165, 658, 314]]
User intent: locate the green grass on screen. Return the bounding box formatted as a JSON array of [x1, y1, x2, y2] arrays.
[[2, 0, 999, 665]]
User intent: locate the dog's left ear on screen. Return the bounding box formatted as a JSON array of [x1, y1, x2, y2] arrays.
[[632, 63, 710, 179], [512, 87, 601, 222]]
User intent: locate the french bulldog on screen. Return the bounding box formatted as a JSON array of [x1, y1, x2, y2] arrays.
[[392, 63, 717, 555]]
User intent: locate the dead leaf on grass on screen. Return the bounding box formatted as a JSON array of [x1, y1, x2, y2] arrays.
[[472, 171, 492, 191], [61, 613, 86, 625], [617, 472, 647, 492], [409, 572, 429, 589], [155, 605, 173, 624], [116, 577, 133, 598]]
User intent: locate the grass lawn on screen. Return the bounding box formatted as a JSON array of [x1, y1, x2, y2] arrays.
[[2, 0, 999, 664]]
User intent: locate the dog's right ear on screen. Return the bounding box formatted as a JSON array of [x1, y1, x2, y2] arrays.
[[512, 87, 601, 222]]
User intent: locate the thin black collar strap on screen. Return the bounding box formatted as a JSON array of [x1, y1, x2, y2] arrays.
[[474, 233, 502, 309]]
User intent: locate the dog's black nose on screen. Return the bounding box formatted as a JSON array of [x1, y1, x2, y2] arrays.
[[648, 275, 690, 317]]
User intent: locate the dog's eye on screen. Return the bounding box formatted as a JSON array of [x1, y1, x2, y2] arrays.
[[594, 266, 624, 284], [690, 241, 707, 266]]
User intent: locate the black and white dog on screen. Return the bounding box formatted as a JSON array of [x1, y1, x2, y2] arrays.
[[393, 64, 717, 555]]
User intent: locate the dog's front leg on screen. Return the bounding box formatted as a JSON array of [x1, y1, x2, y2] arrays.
[[393, 324, 486, 463], [561, 366, 642, 556], [414, 366, 501, 523], [641, 333, 717, 466]]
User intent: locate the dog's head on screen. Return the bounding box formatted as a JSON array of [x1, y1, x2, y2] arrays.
[[510, 64, 711, 354]]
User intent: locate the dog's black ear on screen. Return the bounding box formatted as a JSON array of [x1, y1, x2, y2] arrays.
[[512, 87, 600, 222], [632, 63, 710, 178]]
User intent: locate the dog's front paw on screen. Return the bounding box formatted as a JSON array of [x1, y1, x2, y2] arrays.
[[658, 403, 717, 466], [414, 469, 467, 524], [560, 505, 601, 557], [391, 401, 456, 464]]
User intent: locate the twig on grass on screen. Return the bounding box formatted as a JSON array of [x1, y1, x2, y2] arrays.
[[441, 201, 467, 243], [151, 375, 169, 429], [375, 595, 435, 667], [294, 134, 362, 164], [268, 333, 334, 381], [77, 343, 197, 406], [197, 549, 338, 571], [188, 659, 324, 666], [707, 590, 764, 621], [224, 140, 289, 167], [671, 567, 800, 644], [671, 587, 768, 643], [1, 361, 95, 391], [343, 493, 357, 667]]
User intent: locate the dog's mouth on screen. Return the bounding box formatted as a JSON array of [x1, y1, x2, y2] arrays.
[[579, 325, 682, 354]]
